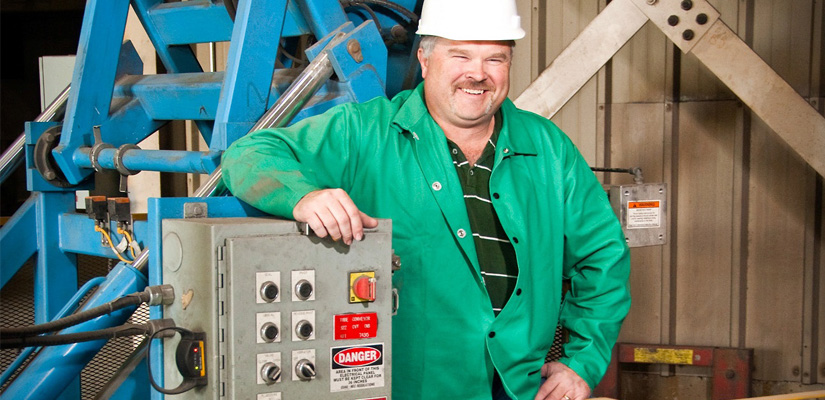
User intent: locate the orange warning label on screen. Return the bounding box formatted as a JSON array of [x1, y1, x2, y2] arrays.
[[628, 201, 660, 209], [627, 200, 662, 229]]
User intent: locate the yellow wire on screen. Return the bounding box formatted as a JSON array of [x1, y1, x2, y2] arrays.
[[95, 225, 133, 264], [117, 227, 137, 258]]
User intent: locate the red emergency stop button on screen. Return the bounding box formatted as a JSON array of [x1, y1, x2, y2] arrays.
[[350, 273, 376, 302]]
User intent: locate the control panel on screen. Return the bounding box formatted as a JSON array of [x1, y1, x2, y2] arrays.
[[161, 217, 393, 399]]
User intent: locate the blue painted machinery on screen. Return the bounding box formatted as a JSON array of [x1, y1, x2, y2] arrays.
[[0, 0, 421, 398]]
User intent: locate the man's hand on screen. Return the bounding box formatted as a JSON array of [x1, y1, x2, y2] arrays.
[[293, 189, 378, 245], [533, 362, 591, 400]]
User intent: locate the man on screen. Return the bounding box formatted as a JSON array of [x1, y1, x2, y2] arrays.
[[221, 0, 630, 399]]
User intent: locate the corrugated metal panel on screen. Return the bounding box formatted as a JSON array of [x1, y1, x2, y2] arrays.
[[608, 103, 667, 343], [673, 100, 737, 347], [752, 0, 814, 97], [551, 78, 599, 164], [611, 22, 668, 103], [745, 116, 810, 382]]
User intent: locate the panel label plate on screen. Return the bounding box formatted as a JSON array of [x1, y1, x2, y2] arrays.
[[633, 347, 694, 365], [334, 312, 378, 340], [330, 343, 385, 392], [627, 200, 661, 229]]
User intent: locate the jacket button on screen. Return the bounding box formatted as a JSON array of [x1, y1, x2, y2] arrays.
[[503, 148, 510, 154], [489, 331, 496, 338], [457, 229, 466, 238], [493, 193, 500, 199], [516, 289, 522, 296], [432, 181, 442, 191]]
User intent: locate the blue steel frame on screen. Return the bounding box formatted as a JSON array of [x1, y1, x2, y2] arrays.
[[0, 0, 420, 398]]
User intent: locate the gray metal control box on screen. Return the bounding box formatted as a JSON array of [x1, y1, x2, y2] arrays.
[[161, 217, 393, 399], [609, 183, 668, 247]]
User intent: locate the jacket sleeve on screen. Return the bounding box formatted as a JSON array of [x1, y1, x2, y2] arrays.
[[221, 104, 362, 218], [556, 136, 631, 390]]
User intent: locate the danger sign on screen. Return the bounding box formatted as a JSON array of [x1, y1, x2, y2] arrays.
[[330, 343, 385, 392], [627, 200, 661, 229]]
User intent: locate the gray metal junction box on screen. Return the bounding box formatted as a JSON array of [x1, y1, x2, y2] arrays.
[[161, 217, 394, 399]]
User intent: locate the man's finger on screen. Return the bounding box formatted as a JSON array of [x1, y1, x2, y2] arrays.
[[360, 211, 379, 230], [315, 207, 342, 241], [305, 214, 329, 239]]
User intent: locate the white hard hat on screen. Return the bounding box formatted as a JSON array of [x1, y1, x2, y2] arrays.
[[416, 0, 526, 41]]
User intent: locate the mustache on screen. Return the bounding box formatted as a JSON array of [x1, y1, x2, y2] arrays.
[[457, 80, 494, 91]]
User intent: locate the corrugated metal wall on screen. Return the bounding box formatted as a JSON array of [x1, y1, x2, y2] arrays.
[[511, 0, 824, 396]]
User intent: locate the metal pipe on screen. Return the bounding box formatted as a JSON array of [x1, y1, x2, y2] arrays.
[[194, 47, 336, 198], [73, 148, 216, 174], [0, 85, 70, 184]]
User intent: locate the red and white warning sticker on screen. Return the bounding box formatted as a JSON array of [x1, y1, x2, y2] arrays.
[[330, 343, 385, 392], [334, 312, 378, 340], [627, 200, 661, 229]]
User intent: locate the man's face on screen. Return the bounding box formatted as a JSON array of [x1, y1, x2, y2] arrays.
[[417, 38, 512, 131]]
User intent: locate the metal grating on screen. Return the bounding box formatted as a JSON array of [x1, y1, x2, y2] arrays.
[[0, 254, 149, 398], [0, 257, 37, 393]]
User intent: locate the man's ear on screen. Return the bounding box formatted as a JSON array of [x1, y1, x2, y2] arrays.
[[417, 48, 428, 79]]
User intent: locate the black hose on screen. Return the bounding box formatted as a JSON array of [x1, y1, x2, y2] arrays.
[[340, 0, 419, 24], [0, 324, 150, 349], [0, 292, 148, 338]]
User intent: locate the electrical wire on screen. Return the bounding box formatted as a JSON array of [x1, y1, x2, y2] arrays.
[[95, 225, 133, 264], [146, 326, 206, 395], [0, 324, 150, 349], [117, 226, 138, 258], [0, 292, 148, 338]]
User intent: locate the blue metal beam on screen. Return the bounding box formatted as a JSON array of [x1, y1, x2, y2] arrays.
[[34, 191, 79, 324], [53, 0, 131, 184], [211, 0, 288, 150], [59, 215, 149, 259], [147, 0, 234, 45], [0, 195, 38, 288]]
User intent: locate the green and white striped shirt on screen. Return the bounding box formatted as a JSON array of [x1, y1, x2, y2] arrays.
[[446, 115, 518, 315]]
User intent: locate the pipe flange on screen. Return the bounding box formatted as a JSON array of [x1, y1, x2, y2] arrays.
[[114, 144, 140, 176], [33, 125, 74, 188], [90, 142, 114, 172]]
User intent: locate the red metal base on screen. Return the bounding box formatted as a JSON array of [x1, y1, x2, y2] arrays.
[[593, 343, 752, 400]]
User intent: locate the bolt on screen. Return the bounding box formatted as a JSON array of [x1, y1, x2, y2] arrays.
[[44, 171, 56, 180], [683, 29, 695, 41], [192, 204, 203, 215], [681, 0, 693, 10], [725, 369, 736, 379], [696, 13, 708, 25], [347, 39, 364, 63], [668, 15, 680, 26], [792, 366, 800, 376]]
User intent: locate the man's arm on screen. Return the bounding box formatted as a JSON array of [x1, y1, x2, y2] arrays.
[[222, 103, 376, 243], [552, 136, 632, 392]]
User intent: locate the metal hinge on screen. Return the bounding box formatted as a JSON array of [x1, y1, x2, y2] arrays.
[[217, 244, 228, 397]]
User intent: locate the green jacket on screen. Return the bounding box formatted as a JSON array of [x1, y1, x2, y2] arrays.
[[222, 84, 631, 399]]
